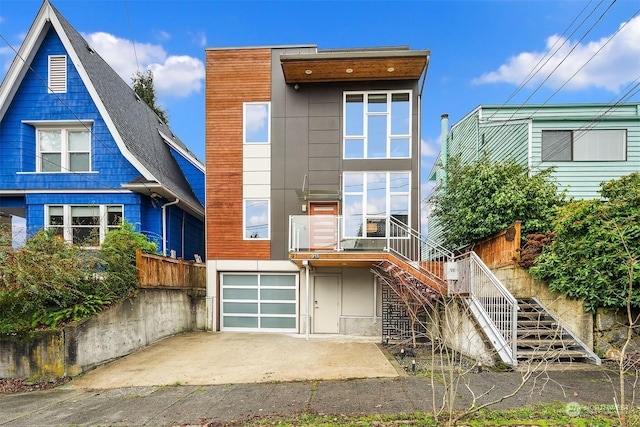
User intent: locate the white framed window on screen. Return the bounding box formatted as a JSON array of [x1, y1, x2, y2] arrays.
[[243, 102, 270, 144], [244, 199, 270, 239], [344, 91, 411, 159], [46, 205, 123, 247], [541, 129, 626, 162], [342, 171, 410, 238], [37, 126, 91, 172], [48, 55, 67, 93]]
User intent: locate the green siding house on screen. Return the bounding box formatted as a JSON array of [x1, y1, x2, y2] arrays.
[[426, 103, 640, 242]]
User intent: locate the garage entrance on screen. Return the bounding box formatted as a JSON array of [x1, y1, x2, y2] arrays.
[[220, 273, 298, 332]]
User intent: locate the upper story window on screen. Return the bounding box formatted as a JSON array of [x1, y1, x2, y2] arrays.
[[47, 205, 123, 247], [48, 55, 67, 93], [542, 129, 627, 162], [244, 102, 270, 144], [342, 171, 410, 238], [344, 91, 411, 159], [37, 126, 91, 172], [244, 199, 270, 240]]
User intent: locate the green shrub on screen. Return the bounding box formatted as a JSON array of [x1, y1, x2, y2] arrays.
[[0, 222, 158, 332], [530, 173, 640, 312]]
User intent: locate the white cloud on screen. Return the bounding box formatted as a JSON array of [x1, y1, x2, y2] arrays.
[[473, 15, 640, 93], [189, 31, 207, 48], [421, 136, 440, 169], [83, 31, 204, 98]]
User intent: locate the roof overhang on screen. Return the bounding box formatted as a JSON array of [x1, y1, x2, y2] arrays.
[[122, 182, 204, 219], [280, 47, 430, 84]]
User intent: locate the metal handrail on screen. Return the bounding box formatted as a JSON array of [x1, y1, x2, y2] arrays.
[[386, 216, 454, 284], [455, 251, 518, 366]]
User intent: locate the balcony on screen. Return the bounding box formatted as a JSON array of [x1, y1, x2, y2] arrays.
[[288, 215, 451, 288]]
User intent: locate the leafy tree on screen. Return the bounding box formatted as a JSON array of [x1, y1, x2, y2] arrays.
[[132, 69, 169, 124], [431, 155, 565, 250], [529, 173, 640, 312]]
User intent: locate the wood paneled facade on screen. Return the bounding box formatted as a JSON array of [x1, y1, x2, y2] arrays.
[[205, 48, 272, 260]]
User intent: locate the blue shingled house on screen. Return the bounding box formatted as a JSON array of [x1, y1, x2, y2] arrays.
[[0, 0, 205, 260]]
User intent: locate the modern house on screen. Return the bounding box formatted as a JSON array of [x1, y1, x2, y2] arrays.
[[0, 0, 205, 260], [204, 44, 449, 337]]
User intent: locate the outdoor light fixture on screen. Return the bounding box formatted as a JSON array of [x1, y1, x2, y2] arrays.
[[294, 84, 300, 91]]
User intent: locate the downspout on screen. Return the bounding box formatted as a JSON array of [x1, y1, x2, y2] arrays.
[[303, 260, 310, 341], [162, 198, 180, 256], [440, 114, 449, 185]]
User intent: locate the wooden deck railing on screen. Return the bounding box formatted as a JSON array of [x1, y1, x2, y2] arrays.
[[136, 250, 206, 290]]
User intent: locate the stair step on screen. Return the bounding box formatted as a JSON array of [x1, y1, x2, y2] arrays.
[[517, 319, 556, 326], [517, 338, 578, 346], [517, 328, 561, 336], [517, 349, 588, 359]]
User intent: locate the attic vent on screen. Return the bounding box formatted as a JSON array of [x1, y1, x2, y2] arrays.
[[48, 55, 67, 93]]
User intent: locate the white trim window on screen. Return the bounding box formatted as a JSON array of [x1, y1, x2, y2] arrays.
[[243, 199, 270, 240], [344, 91, 411, 159], [541, 129, 627, 162], [37, 126, 91, 172], [343, 171, 410, 238], [48, 55, 67, 94], [46, 205, 123, 247], [243, 102, 270, 144]]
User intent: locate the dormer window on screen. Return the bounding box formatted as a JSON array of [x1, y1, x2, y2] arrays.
[[48, 55, 67, 93]]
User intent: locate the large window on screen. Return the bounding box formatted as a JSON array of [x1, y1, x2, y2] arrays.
[[343, 172, 410, 238], [37, 127, 91, 172], [244, 199, 270, 239], [542, 129, 626, 161], [243, 102, 270, 144], [46, 205, 122, 247], [344, 91, 411, 159]]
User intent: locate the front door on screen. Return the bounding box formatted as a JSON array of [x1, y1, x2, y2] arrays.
[[309, 202, 338, 250], [313, 275, 340, 333]]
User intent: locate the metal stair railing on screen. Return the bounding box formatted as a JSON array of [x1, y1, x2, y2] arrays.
[[386, 216, 454, 286], [455, 251, 518, 366]]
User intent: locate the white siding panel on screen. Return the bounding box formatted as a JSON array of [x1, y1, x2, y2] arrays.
[[243, 157, 271, 172], [244, 171, 271, 185], [243, 144, 271, 158], [243, 184, 271, 198]]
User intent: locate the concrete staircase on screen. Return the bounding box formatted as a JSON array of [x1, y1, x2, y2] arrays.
[[515, 298, 600, 365]]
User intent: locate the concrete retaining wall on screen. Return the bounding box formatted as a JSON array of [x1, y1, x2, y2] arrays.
[[1, 289, 207, 379], [493, 265, 593, 348]]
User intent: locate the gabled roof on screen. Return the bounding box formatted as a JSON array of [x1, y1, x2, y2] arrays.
[[0, 0, 204, 218]]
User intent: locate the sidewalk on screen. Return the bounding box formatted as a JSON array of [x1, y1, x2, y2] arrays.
[[0, 368, 625, 426]]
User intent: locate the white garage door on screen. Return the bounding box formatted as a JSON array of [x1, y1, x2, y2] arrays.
[[221, 273, 298, 332]]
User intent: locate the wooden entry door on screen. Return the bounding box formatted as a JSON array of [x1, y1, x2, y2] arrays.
[[309, 202, 339, 250]]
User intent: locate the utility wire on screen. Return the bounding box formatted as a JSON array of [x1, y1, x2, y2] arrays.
[[487, 0, 601, 120]]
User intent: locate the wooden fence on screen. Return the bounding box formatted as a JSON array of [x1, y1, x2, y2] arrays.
[[136, 250, 206, 290], [469, 222, 521, 269]]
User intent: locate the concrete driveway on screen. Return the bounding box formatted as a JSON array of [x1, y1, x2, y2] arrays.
[[69, 332, 399, 389]]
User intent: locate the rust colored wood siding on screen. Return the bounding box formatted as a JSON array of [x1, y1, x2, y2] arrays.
[[205, 48, 272, 260]]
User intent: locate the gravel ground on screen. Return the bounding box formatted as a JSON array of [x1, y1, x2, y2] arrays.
[[0, 377, 70, 395]]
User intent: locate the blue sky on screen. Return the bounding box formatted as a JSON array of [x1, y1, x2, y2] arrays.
[[1, 0, 639, 194]]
